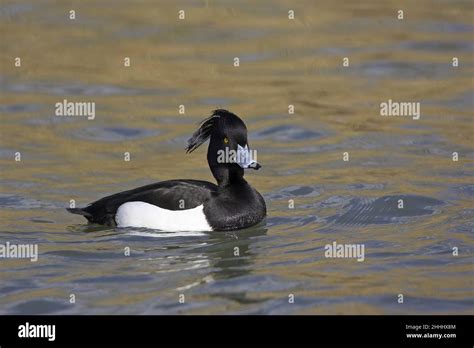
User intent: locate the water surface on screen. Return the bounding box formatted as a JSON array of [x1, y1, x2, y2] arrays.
[[0, 0, 473, 314]]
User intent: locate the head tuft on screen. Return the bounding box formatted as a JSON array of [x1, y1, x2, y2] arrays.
[[185, 109, 241, 153]]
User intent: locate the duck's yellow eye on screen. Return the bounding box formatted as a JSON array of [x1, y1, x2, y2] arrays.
[[223, 137, 229, 144]]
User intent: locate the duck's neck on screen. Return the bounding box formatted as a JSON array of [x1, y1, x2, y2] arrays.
[[210, 165, 246, 187]]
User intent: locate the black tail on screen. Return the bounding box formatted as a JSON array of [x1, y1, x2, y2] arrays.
[[66, 207, 92, 218]]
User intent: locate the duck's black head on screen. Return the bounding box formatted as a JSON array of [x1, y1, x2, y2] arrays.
[[186, 109, 261, 186]]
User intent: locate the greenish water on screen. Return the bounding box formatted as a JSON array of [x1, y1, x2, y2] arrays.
[[0, 0, 473, 314]]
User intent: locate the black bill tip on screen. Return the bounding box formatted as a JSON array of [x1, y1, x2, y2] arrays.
[[248, 162, 261, 170]]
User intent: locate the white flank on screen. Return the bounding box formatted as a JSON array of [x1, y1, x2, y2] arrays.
[[127, 231, 207, 238], [115, 202, 213, 232]]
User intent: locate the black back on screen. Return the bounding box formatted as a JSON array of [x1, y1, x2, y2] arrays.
[[78, 180, 216, 226]]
